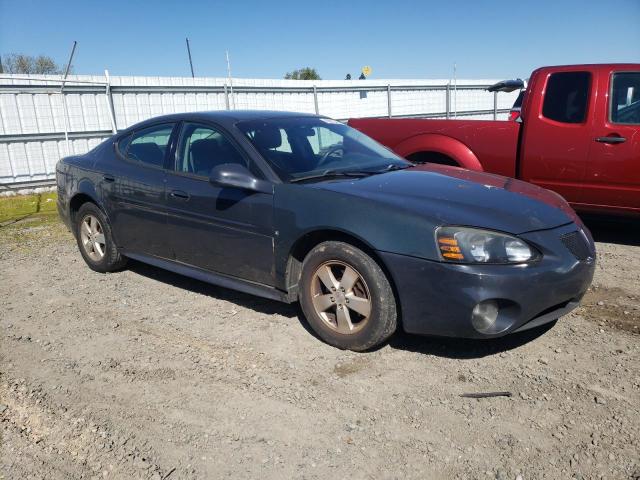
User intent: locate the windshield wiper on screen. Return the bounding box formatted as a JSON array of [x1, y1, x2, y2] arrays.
[[289, 164, 412, 183], [374, 163, 413, 173], [289, 169, 374, 183]]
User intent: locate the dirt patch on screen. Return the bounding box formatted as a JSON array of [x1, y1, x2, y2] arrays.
[[1, 218, 639, 479], [333, 357, 372, 378], [580, 286, 640, 334]]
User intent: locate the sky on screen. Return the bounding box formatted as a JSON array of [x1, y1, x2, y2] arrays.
[[1, 0, 639, 80]]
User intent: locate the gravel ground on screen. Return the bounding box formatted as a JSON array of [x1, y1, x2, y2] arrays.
[[1, 215, 638, 480]]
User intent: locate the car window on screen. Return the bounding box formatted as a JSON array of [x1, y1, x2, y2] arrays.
[[238, 117, 408, 181], [126, 124, 174, 168], [307, 127, 344, 155], [542, 72, 591, 124], [611, 72, 640, 125], [176, 123, 248, 177]]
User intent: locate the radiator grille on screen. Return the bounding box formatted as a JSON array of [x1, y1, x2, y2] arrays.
[[560, 230, 591, 261]]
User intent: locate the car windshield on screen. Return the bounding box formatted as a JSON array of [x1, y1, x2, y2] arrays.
[[237, 117, 410, 181]]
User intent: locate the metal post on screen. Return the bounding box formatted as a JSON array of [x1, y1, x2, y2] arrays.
[[185, 38, 195, 78], [453, 63, 457, 119], [61, 41, 78, 156], [387, 84, 392, 118], [62, 41, 77, 79], [446, 83, 450, 119], [104, 69, 117, 133], [225, 50, 234, 109], [224, 83, 230, 110], [313, 85, 319, 114], [493, 91, 498, 120]]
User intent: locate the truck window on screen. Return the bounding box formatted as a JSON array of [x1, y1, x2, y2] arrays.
[[611, 72, 640, 125], [542, 72, 591, 124]]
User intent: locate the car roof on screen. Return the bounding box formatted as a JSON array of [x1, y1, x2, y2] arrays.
[[120, 110, 321, 133]]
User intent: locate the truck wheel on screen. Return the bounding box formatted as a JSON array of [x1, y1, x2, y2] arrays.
[[75, 203, 127, 273], [299, 241, 397, 351]]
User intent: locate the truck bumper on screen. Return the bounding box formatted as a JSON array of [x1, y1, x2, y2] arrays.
[[378, 223, 595, 339]]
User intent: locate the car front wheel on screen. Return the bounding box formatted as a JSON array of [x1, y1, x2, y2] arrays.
[[299, 241, 397, 351], [75, 202, 127, 273]]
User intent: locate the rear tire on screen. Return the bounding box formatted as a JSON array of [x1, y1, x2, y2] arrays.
[[75, 202, 127, 273], [299, 241, 397, 351]]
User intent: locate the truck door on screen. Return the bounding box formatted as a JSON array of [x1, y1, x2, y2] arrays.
[[585, 69, 640, 212], [519, 70, 594, 205]]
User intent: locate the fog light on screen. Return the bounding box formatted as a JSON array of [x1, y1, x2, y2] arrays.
[[472, 300, 499, 333]]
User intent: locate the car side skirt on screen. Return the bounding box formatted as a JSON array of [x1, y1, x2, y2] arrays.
[[122, 252, 291, 303]]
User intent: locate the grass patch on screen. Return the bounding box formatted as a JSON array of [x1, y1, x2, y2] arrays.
[[0, 212, 70, 249], [0, 192, 58, 223]]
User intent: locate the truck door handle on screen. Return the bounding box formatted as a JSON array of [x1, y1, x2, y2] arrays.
[[595, 136, 626, 144], [103, 174, 115, 182], [170, 190, 190, 200]]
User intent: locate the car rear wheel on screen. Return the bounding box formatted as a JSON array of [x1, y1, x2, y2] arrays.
[[299, 241, 397, 351], [75, 203, 127, 273]]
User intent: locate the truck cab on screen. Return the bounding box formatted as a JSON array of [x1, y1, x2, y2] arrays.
[[521, 64, 640, 215]]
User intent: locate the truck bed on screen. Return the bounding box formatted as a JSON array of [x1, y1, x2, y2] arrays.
[[349, 118, 521, 177]]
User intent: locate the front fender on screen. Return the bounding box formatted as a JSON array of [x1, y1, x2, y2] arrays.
[[394, 133, 483, 171]]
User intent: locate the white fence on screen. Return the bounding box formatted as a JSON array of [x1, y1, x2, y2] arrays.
[[0, 74, 519, 186]]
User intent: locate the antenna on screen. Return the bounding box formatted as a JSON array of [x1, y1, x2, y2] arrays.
[[185, 38, 195, 78]]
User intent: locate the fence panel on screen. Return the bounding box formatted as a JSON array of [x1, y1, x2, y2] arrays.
[[0, 74, 519, 186]]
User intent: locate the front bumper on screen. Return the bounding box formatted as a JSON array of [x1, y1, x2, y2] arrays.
[[379, 223, 595, 339]]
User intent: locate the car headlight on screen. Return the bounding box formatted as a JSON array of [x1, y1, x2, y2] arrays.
[[436, 226, 539, 264]]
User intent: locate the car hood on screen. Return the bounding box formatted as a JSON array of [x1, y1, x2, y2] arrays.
[[309, 164, 577, 234]]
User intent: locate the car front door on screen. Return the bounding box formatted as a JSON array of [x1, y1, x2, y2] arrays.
[[164, 121, 275, 285], [520, 70, 594, 205], [106, 123, 176, 258], [585, 69, 640, 211]]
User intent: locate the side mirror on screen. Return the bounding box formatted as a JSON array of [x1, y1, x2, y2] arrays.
[[209, 163, 272, 194]]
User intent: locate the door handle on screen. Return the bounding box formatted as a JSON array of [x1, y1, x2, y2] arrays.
[[170, 190, 190, 200], [103, 174, 115, 182], [595, 136, 626, 144]]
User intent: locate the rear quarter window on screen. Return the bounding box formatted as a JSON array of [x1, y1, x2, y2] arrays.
[[542, 72, 591, 124], [610, 72, 640, 124]]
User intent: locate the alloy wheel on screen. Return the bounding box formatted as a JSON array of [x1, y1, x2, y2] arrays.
[[80, 214, 106, 262], [310, 261, 372, 334]]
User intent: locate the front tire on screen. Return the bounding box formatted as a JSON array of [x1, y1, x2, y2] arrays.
[[299, 241, 397, 351], [75, 202, 127, 273]]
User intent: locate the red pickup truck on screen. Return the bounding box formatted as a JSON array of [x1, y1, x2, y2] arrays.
[[349, 64, 640, 217]]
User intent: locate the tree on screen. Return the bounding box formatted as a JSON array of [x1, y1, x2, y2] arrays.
[[284, 67, 321, 80], [1, 53, 68, 75]]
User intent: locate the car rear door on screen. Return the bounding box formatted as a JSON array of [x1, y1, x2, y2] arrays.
[[519, 69, 595, 204], [164, 121, 275, 285], [106, 123, 176, 258], [584, 67, 640, 212]]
